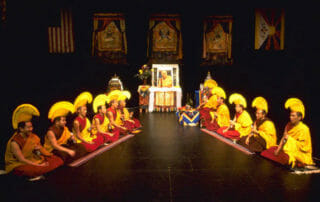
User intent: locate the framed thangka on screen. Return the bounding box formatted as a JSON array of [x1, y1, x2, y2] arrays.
[[91, 13, 128, 64], [147, 14, 183, 64], [254, 9, 285, 50], [201, 16, 233, 66], [0, 0, 7, 26]]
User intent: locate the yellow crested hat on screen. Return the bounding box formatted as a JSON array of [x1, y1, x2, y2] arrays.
[[74, 91, 93, 111], [285, 98, 305, 118], [106, 90, 122, 103], [204, 79, 218, 89], [48, 101, 74, 122], [229, 93, 247, 108], [252, 96, 268, 113], [211, 87, 226, 99], [93, 94, 108, 113], [12, 104, 40, 129], [118, 90, 131, 101]]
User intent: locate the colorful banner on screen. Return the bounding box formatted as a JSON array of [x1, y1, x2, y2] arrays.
[[147, 14, 183, 64], [91, 13, 127, 64], [202, 16, 233, 66], [0, 0, 7, 26], [48, 9, 75, 54], [254, 9, 285, 50]]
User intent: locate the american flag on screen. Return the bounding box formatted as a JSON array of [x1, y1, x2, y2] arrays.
[[48, 9, 75, 54]]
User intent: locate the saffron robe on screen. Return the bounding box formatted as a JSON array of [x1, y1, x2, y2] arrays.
[[5, 133, 63, 177], [217, 110, 253, 140], [74, 116, 104, 152], [207, 104, 230, 131], [261, 122, 314, 168]]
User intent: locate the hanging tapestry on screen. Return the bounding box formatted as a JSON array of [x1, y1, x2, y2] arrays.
[[201, 16, 233, 66], [91, 13, 127, 64], [147, 14, 183, 64], [254, 9, 285, 50], [0, 0, 7, 26], [48, 9, 75, 54]]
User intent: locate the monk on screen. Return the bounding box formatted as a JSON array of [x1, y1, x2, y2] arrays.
[[5, 104, 63, 178], [92, 104, 119, 143], [116, 92, 141, 133], [261, 98, 315, 168], [198, 79, 218, 127], [217, 93, 253, 141], [206, 87, 230, 131], [73, 92, 104, 152], [238, 97, 277, 152], [73, 107, 104, 152], [107, 98, 127, 136], [44, 101, 87, 164]]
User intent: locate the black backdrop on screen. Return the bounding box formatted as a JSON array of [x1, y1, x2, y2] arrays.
[[1, 0, 320, 166]]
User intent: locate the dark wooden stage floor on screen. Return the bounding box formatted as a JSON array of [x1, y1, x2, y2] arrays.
[[1, 113, 320, 202]]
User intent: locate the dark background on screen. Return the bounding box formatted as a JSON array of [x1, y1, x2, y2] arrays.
[[1, 0, 319, 167]]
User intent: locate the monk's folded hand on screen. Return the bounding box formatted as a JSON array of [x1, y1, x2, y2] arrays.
[[274, 148, 280, 156], [245, 137, 250, 145], [39, 161, 49, 167], [68, 150, 76, 157]]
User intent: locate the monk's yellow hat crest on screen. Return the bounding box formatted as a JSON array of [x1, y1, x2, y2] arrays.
[[106, 90, 122, 103], [252, 96, 268, 113], [229, 93, 247, 108], [285, 98, 305, 118], [204, 79, 218, 89], [118, 90, 131, 101], [48, 101, 74, 122], [92, 94, 108, 113], [12, 104, 40, 129], [211, 87, 226, 99], [74, 91, 93, 111]]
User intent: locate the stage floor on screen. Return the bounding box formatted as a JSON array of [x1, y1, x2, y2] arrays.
[[1, 113, 320, 201]]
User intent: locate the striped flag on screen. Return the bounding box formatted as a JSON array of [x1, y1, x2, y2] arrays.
[[48, 9, 75, 54], [254, 9, 285, 50]]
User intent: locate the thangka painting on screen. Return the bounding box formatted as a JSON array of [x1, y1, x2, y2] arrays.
[[0, 0, 6, 26], [147, 14, 183, 64], [92, 13, 127, 64], [201, 16, 233, 66], [254, 9, 285, 50]]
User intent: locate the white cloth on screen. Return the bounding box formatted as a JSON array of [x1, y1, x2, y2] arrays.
[[148, 87, 182, 112]]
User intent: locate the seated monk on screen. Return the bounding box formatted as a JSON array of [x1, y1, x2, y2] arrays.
[[5, 104, 63, 178], [206, 87, 230, 131], [261, 98, 315, 168], [73, 92, 104, 152], [91, 94, 120, 143], [238, 97, 277, 152], [106, 90, 127, 136], [44, 101, 87, 164], [217, 93, 253, 141], [198, 79, 218, 127], [116, 91, 142, 133]]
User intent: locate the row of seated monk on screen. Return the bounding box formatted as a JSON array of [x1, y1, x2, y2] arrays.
[[198, 86, 316, 169], [4, 90, 141, 179]]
